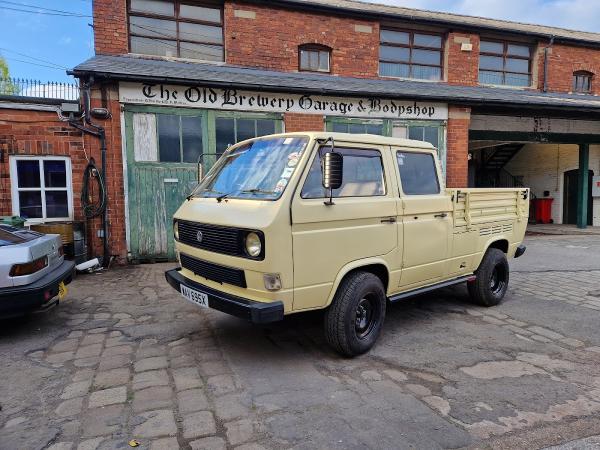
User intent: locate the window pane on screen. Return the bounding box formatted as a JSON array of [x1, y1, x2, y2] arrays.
[[397, 152, 440, 195], [179, 42, 223, 61], [43, 160, 66, 188], [380, 45, 409, 62], [412, 49, 440, 65], [19, 191, 42, 219], [301, 149, 385, 198], [411, 65, 441, 80], [414, 34, 442, 48], [181, 116, 203, 163], [130, 0, 174, 16], [236, 119, 255, 142], [479, 70, 503, 85], [300, 50, 309, 70], [380, 30, 409, 45], [507, 44, 530, 57], [506, 57, 529, 73], [379, 62, 410, 78], [216, 118, 235, 156], [157, 114, 180, 162], [348, 123, 366, 134], [256, 119, 276, 136], [45, 191, 69, 218], [480, 41, 503, 54], [179, 22, 223, 44], [505, 72, 530, 87], [180, 4, 221, 22], [408, 127, 424, 141], [331, 122, 348, 133], [479, 55, 503, 71], [16, 160, 40, 188], [131, 36, 176, 57], [366, 124, 384, 135], [424, 127, 439, 147], [319, 51, 330, 71], [308, 51, 319, 71], [130, 16, 177, 39]]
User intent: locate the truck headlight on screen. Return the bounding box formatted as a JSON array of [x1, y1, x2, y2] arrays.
[[174, 220, 179, 240], [264, 273, 282, 291], [245, 232, 262, 257]]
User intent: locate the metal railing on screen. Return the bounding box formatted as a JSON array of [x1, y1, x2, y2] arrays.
[[0, 77, 79, 100]]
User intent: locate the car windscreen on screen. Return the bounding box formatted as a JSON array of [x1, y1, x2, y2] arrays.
[[0, 226, 42, 247], [191, 136, 309, 200]]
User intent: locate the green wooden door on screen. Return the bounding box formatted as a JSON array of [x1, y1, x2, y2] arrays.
[[124, 106, 284, 262]]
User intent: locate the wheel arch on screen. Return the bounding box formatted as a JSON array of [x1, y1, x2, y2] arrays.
[[473, 237, 510, 272], [325, 258, 391, 308]]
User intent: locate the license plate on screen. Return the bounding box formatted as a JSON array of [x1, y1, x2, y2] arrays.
[[58, 281, 67, 300], [180, 284, 209, 308]]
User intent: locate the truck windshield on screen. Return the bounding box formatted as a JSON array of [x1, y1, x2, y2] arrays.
[[192, 136, 309, 200]]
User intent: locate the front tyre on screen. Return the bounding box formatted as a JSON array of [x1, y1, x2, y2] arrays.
[[324, 272, 386, 357], [468, 248, 509, 307]]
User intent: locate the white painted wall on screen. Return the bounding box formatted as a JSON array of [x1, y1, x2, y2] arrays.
[[504, 144, 600, 226]]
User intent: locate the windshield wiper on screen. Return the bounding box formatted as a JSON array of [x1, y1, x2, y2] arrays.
[[240, 188, 276, 196], [216, 192, 231, 203]]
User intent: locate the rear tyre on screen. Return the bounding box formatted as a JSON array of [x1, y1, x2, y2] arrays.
[[468, 248, 509, 307], [324, 271, 386, 357]]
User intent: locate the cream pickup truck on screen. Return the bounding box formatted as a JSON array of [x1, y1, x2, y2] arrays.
[[165, 132, 528, 356]]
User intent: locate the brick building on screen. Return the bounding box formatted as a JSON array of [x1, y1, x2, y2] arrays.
[[5, 0, 600, 263]]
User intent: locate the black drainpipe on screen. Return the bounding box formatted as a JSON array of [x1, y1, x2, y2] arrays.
[[543, 35, 555, 93], [70, 78, 110, 267]]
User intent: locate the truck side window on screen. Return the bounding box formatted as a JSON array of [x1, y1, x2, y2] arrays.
[[301, 148, 385, 199], [397, 151, 440, 195]]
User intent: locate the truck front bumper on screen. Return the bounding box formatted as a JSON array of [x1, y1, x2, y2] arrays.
[[165, 268, 284, 324], [0, 260, 76, 318]]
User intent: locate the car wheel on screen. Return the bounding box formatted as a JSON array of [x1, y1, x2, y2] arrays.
[[468, 248, 509, 307], [324, 271, 386, 357]]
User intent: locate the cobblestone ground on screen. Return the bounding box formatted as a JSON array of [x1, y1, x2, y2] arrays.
[[1, 234, 600, 450]]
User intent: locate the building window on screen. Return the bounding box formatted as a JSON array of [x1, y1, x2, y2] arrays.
[[157, 114, 204, 163], [329, 118, 385, 135], [573, 71, 593, 93], [479, 40, 531, 87], [379, 30, 443, 81], [128, 0, 223, 61], [299, 45, 331, 72], [10, 156, 73, 222]]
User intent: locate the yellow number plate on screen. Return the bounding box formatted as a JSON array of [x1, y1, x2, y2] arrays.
[[58, 282, 68, 300]]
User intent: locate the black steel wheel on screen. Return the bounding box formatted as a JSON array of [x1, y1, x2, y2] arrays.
[[468, 248, 510, 307]]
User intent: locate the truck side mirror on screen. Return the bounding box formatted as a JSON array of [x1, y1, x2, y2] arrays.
[[322, 151, 343, 205]]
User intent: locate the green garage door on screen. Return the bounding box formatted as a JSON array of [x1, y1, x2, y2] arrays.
[[124, 106, 282, 261]]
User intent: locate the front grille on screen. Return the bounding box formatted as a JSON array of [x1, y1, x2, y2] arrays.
[[178, 221, 245, 257], [180, 253, 247, 288]]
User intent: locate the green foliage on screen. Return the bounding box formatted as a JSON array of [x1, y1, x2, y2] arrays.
[[0, 56, 19, 95]]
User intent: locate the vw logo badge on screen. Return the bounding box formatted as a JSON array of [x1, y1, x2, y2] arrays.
[[196, 231, 203, 243]]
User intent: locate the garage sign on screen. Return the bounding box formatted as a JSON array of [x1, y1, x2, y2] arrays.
[[119, 82, 448, 121]]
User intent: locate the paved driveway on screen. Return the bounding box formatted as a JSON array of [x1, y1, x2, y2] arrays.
[[1, 235, 600, 450]]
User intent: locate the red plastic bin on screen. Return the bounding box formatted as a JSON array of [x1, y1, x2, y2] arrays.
[[533, 198, 554, 224]]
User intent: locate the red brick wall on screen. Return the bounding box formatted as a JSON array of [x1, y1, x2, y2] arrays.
[[447, 33, 480, 86], [284, 113, 324, 132], [93, 0, 128, 55], [0, 95, 128, 264], [541, 43, 600, 94], [224, 1, 379, 77], [446, 106, 470, 188]]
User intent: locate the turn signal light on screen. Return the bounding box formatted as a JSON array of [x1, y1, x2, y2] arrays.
[[10, 256, 48, 277]]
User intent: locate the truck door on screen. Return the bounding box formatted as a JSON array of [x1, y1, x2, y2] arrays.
[[393, 149, 453, 288], [291, 144, 398, 311]]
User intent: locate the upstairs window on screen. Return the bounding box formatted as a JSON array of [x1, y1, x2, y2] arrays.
[[479, 40, 531, 87], [573, 71, 593, 93], [379, 30, 443, 81], [129, 0, 224, 61], [299, 45, 331, 72]]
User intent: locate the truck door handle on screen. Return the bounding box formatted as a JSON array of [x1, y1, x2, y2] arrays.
[[434, 213, 448, 219], [381, 217, 397, 224]]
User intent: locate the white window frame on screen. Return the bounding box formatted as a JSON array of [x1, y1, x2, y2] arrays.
[[9, 156, 73, 224]]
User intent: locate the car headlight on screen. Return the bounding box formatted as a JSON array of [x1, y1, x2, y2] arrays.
[[245, 232, 262, 257], [174, 220, 179, 240]]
